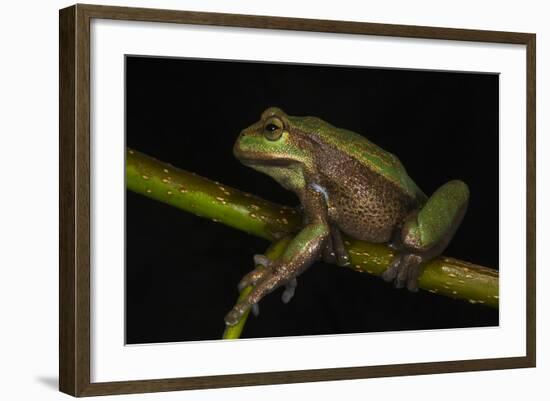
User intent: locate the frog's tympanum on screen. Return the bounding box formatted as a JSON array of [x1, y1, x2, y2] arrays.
[[225, 107, 469, 326]]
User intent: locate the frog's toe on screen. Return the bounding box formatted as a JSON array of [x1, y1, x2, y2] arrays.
[[238, 268, 267, 291], [383, 254, 423, 292], [251, 303, 260, 317], [382, 256, 402, 282], [322, 237, 337, 264], [395, 259, 411, 289], [331, 227, 350, 267], [336, 252, 350, 267], [281, 278, 297, 304], [253, 254, 272, 268], [403, 254, 423, 291], [323, 240, 349, 267], [237, 255, 273, 291], [322, 248, 337, 264], [405, 260, 421, 292], [225, 303, 249, 326], [407, 276, 420, 292], [224, 313, 238, 327]]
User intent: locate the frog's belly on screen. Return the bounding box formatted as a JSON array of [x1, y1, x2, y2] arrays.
[[326, 179, 413, 243]]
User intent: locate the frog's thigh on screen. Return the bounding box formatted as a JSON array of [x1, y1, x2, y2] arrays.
[[402, 180, 469, 253], [383, 180, 469, 292]]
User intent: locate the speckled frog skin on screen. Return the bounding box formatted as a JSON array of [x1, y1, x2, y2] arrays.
[[225, 107, 469, 326]]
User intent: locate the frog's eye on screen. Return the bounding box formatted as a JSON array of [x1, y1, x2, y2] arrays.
[[263, 117, 284, 141]]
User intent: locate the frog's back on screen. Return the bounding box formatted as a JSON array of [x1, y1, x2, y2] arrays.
[[290, 115, 426, 202]]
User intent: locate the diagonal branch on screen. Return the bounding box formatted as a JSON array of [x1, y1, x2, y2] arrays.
[[126, 148, 499, 309]]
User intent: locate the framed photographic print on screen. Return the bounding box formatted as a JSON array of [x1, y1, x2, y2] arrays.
[[59, 4, 536, 397]]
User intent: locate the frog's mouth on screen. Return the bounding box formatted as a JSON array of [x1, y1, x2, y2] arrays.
[[233, 146, 294, 167], [238, 155, 294, 167]]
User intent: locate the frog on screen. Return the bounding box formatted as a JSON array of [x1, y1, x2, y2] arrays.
[[225, 107, 469, 327]]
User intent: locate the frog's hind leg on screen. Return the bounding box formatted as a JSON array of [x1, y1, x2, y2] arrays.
[[382, 180, 470, 292]]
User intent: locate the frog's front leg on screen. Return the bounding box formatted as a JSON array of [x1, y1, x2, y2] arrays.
[[225, 188, 329, 327], [383, 180, 470, 292]]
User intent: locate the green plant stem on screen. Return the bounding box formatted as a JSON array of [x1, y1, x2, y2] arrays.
[[222, 236, 293, 339], [126, 148, 499, 309]]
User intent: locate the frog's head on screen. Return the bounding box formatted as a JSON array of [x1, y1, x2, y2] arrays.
[[234, 107, 315, 188]]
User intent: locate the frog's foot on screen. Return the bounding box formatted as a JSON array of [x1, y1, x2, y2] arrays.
[[225, 262, 297, 326], [237, 254, 273, 291], [225, 257, 286, 326], [382, 253, 423, 292], [226, 273, 281, 326], [226, 284, 295, 326], [227, 257, 300, 326]]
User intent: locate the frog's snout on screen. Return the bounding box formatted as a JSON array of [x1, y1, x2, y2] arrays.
[[233, 130, 247, 160], [233, 137, 241, 159]]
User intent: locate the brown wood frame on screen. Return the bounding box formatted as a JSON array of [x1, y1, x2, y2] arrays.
[[59, 3, 536, 397]]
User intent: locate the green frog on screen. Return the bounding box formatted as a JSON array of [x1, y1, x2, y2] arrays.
[[225, 107, 469, 326]]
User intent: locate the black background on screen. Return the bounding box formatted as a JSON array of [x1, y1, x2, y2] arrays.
[[125, 56, 499, 344]]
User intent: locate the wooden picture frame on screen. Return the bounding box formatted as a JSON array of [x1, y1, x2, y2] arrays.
[[59, 3, 536, 397]]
